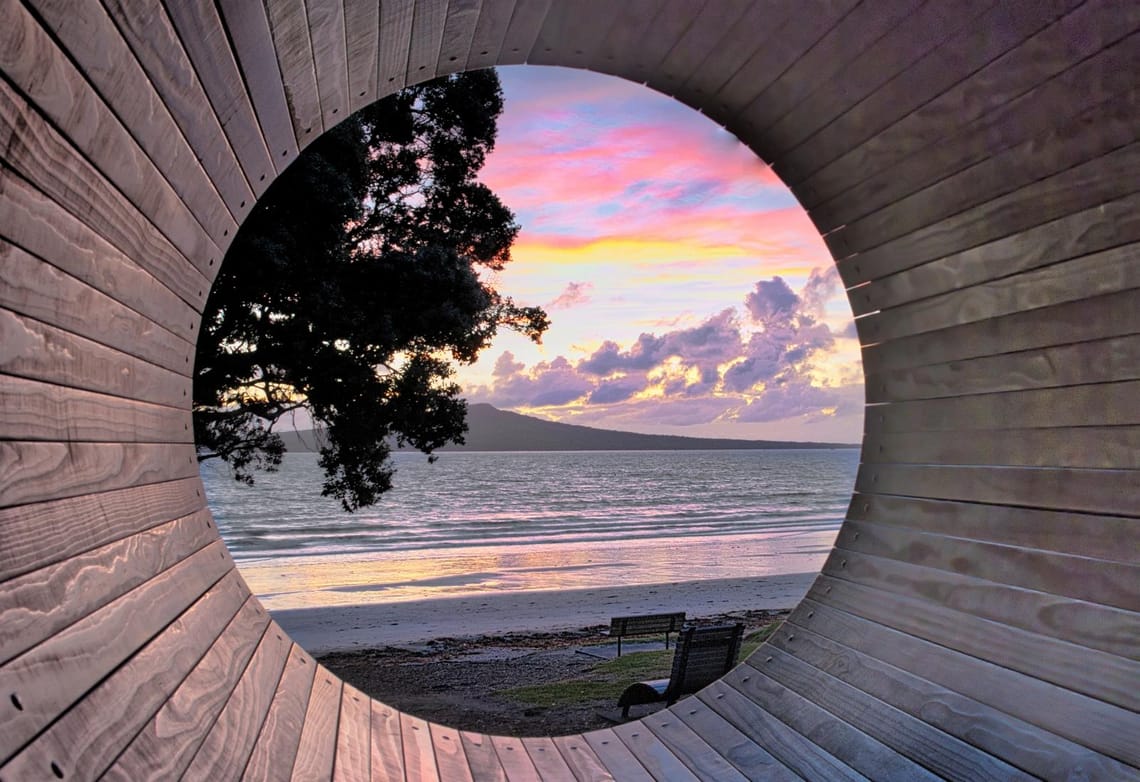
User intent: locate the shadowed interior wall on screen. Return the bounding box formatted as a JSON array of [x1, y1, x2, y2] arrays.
[[1, 1, 1137, 780]]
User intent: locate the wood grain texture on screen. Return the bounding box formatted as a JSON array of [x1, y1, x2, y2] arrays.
[[370, 701, 407, 782], [0, 239, 194, 376], [458, 731, 507, 782], [588, 0, 677, 85], [217, 0, 300, 167], [550, 735, 613, 782], [0, 477, 204, 582], [242, 644, 318, 782], [0, 570, 248, 782], [377, 0, 416, 92], [0, 508, 214, 665], [184, 622, 294, 781], [291, 666, 344, 781], [306, 0, 351, 128], [610, 721, 701, 782], [847, 492, 1139, 564], [428, 723, 473, 782], [489, 735, 539, 781], [344, 0, 381, 114], [264, 0, 325, 147], [641, 706, 777, 782], [647, 1, 756, 100], [696, 680, 869, 782], [436, 0, 482, 75], [528, 0, 631, 71], [0, 541, 233, 764], [160, 0, 278, 196], [521, 736, 574, 780], [0, 79, 213, 305], [497, 0, 552, 65], [333, 684, 373, 782], [790, 592, 1140, 769], [580, 730, 655, 782], [100, 596, 269, 781], [807, 571, 1140, 724], [401, 714, 441, 781], [406, 0, 448, 82], [465, 0, 516, 71], [0, 440, 198, 508], [0, 374, 190, 444]]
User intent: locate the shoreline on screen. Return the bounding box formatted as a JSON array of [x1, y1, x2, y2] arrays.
[[272, 572, 816, 653]]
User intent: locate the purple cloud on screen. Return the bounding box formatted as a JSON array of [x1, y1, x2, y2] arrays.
[[548, 281, 594, 310]]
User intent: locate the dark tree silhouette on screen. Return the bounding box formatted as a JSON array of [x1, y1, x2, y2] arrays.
[[194, 70, 547, 510]]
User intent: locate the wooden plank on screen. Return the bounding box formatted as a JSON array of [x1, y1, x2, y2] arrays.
[[291, 666, 344, 781], [696, 681, 868, 781], [580, 729, 654, 782], [781, 605, 1140, 781], [306, 0, 351, 128], [847, 492, 1140, 564], [0, 375, 190, 444], [161, 0, 279, 197], [17, 0, 238, 248], [0, 239, 194, 376], [96, 0, 258, 218], [401, 713, 441, 781], [763, 0, 999, 161], [0, 441, 198, 509], [863, 425, 1140, 470], [720, 665, 941, 782], [498, 0, 553, 65], [643, 705, 789, 781], [377, 0, 416, 92], [830, 140, 1140, 275], [850, 191, 1140, 317], [490, 735, 539, 781], [822, 89, 1140, 264], [647, 1, 755, 101], [859, 241, 1140, 345], [528, 0, 629, 71], [797, 3, 1139, 211], [551, 735, 614, 782], [791, 592, 1140, 768], [0, 570, 247, 781], [0, 81, 214, 302], [610, 721, 701, 782], [521, 736, 575, 780], [100, 596, 269, 781], [0, 169, 203, 341], [589, 0, 677, 85], [183, 621, 294, 781], [730, 0, 930, 141], [0, 540, 233, 763], [458, 731, 508, 782], [825, 535, 1140, 658], [778, 0, 1085, 190], [465, 0, 516, 71], [370, 701, 407, 782], [808, 569, 1140, 718], [868, 332, 1140, 403], [264, 0, 325, 147], [333, 683, 373, 781], [436, 0, 482, 76], [217, 0, 300, 167], [430, 723, 474, 782], [855, 462, 1138, 518], [0, 307, 190, 409], [406, 0, 448, 82], [860, 287, 1140, 375], [0, 476, 204, 582], [344, 0, 381, 114], [0, 508, 214, 665], [242, 644, 318, 782]]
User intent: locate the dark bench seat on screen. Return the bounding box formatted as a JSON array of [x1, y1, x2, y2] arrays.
[[618, 623, 744, 718], [605, 611, 686, 656]]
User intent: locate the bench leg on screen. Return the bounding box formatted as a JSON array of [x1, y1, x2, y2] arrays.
[[617, 637, 622, 657], [665, 631, 670, 650]]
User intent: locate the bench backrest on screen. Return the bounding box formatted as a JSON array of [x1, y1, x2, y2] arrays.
[[609, 612, 686, 637], [664, 623, 744, 703]]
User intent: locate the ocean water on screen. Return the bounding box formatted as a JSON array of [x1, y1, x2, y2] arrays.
[[201, 450, 859, 610]]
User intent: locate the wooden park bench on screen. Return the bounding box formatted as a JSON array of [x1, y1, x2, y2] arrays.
[[607, 611, 686, 656], [617, 623, 744, 718]]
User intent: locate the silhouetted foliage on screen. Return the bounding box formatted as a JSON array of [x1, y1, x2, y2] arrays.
[[194, 70, 547, 510]]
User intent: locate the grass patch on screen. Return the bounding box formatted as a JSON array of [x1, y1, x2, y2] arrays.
[[501, 622, 782, 708]]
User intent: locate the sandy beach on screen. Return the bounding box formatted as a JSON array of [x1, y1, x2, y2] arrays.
[[272, 572, 815, 652]]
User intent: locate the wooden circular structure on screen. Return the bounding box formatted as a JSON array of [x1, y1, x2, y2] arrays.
[[2, 2, 1137, 779]]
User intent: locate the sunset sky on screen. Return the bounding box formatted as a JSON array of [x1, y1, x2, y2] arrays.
[[457, 66, 864, 443]]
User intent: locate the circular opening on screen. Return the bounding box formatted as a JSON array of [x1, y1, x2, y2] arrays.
[[197, 66, 861, 735]]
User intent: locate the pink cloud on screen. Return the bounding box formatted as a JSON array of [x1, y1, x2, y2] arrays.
[[548, 281, 593, 309]]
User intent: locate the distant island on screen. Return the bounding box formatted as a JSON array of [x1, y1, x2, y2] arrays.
[[277, 403, 859, 452]]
